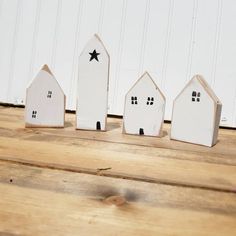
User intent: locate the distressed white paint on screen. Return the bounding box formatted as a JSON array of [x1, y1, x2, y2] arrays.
[[25, 65, 65, 127], [0, 0, 236, 127], [76, 34, 109, 131], [123, 72, 165, 137], [171, 75, 222, 147]]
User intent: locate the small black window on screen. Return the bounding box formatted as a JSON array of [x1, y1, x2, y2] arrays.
[[192, 91, 200, 102], [32, 110, 37, 118], [147, 97, 154, 105], [47, 91, 52, 98], [131, 96, 138, 105]]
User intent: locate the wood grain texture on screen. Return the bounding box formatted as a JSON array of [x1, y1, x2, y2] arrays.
[[0, 107, 236, 191], [0, 161, 236, 236], [0, 106, 236, 235]]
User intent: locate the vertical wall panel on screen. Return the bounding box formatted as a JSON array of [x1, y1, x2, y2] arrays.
[[31, 0, 59, 78], [52, 0, 82, 109], [190, 0, 220, 83], [99, 0, 125, 113], [0, 0, 18, 101], [115, 0, 147, 114], [214, 0, 236, 127], [164, 0, 195, 119], [8, 0, 38, 105], [142, 0, 171, 86]]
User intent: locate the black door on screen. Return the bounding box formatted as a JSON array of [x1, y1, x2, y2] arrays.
[[96, 121, 101, 130], [139, 128, 144, 135]]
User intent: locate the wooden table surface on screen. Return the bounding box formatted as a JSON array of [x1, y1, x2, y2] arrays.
[[0, 106, 235, 236]]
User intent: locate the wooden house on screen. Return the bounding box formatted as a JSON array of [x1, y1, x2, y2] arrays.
[[123, 72, 165, 136], [25, 65, 65, 127], [170, 75, 222, 147], [76, 34, 109, 131]]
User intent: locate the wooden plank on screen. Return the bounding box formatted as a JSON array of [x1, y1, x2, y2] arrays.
[[0, 106, 235, 192], [0, 161, 235, 236], [0, 135, 235, 192], [0, 106, 235, 159]]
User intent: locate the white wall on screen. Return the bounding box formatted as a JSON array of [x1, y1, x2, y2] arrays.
[[0, 0, 235, 127]]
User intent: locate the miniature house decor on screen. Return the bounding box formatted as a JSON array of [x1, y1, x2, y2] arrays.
[[76, 34, 109, 131], [123, 72, 166, 137], [25, 64, 65, 127], [170, 75, 222, 147]]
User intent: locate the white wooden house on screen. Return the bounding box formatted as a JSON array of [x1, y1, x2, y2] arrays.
[[170, 75, 222, 147], [76, 34, 109, 131], [25, 65, 65, 127], [123, 72, 165, 136]]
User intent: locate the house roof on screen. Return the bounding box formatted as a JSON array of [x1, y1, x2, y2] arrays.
[[174, 74, 221, 105], [125, 72, 165, 101], [27, 64, 65, 96], [79, 34, 110, 60], [41, 64, 53, 75]]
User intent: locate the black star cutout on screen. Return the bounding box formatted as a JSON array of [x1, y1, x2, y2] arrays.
[[89, 49, 100, 62]]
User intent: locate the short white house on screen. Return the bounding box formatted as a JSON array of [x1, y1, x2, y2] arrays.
[[25, 64, 65, 127], [76, 34, 109, 131], [123, 72, 166, 136], [170, 74, 222, 147]]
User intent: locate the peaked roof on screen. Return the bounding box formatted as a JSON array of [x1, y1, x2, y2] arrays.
[[80, 34, 110, 59], [41, 64, 53, 75], [175, 74, 221, 104], [126, 72, 165, 100], [27, 64, 65, 95]]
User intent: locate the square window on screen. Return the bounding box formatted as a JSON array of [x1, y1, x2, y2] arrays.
[[147, 97, 154, 105], [32, 110, 37, 118], [47, 91, 52, 98], [131, 96, 138, 105], [192, 91, 200, 102]]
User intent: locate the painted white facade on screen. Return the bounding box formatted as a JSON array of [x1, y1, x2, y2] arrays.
[[76, 35, 109, 131], [171, 75, 222, 147], [25, 65, 65, 127], [123, 72, 165, 136], [0, 0, 235, 127]]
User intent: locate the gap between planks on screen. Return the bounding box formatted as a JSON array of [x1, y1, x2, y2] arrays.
[[1, 158, 236, 195]]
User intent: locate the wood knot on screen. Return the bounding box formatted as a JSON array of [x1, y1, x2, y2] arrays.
[[104, 196, 126, 206]]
